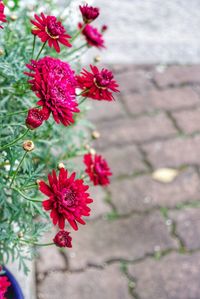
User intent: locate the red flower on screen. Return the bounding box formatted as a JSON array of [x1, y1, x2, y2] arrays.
[[39, 168, 93, 230], [0, 276, 10, 299], [79, 4, 99, 23], [79, 23, 105, 48], [84, 153, 112, 186], [0, 1, 6, 29], [25, 56, 79, 126], [77, 65, 119, 101], [53, 230, 72, 248], [31, 13, 71, 53], [101, 25, 108, 32], [25, 108, 47, 129]]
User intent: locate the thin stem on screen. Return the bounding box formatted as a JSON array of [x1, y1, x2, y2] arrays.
[[31, 35, 36, 59], [70, 24, 86, 43], [21, 183, 37, 190], [35, 41, 47, 61], [79, 97, 87, 106], [10, 151, 27, 187], [11, 187, 42, 203], [21, 240, 54, 247], [0, 109, 28, 119], [66, 43, 87, 57], [0, 128, 30, 152], [76, 89, 89, 96]]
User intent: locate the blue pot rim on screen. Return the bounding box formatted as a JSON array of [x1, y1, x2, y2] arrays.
[[3, 267, 24, 299]]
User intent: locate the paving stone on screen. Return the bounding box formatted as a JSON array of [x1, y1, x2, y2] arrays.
[[128, 252, 200, 299], [94, 113, 177, 149], [109, 168, 200, 214], [173, 108, 200, 134], [102, 144, 147, 178], [89, 186, 111, 219], [169, 208, 200, 250], [153, 65, 200, 88], [114, 67, 153, 93], [66, 212, 178, 270], [87, 98, 126, 124], [38, 264, 131, 299], [143, 135, 200, 168], [123, 87, 200, 115]]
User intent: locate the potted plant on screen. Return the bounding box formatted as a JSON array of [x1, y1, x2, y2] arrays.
[[0, 0, 119, 297]]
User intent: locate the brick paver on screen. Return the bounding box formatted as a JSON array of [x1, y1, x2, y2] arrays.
[[37, 64, 200, 299]]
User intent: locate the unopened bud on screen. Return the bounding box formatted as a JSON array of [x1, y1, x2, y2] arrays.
[[36, 179, 41, 186], [89, 148, 96, 155], [94, 55, 101, 63], [0, 49, 4, 56], [10, 15, 17, 21], [58, 162, 65, 169], [92, 130, 100, 139], [23, 140, 34, 152], [18, 232, 24, 238]]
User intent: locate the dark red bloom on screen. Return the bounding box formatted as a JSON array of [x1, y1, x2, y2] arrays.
[[79, 23, 104, 48], [79, 4, 99, 23], [31, 13, 71, 53], [77, 65, 119, 101], [0, 1, 6, 29], [39, 168, 93, 230], [0, 276, 10, 299], [25, 56, 79, 126], [53, 230, 72, 248], [84, 153, 112, 186], [25, 108, 47, 129], [101, 25, 108, 32]]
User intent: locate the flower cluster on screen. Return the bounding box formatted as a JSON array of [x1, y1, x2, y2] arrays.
[[0, 276, 10, 299], [0, 1, 6, 29]]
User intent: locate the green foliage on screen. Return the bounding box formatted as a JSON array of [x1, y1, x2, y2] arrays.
[[0, 1, 94, 273]]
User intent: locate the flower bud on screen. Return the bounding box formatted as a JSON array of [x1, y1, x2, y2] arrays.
[[18, 232, 24, 238], [101, 25, 108, 33], [94, 55, 101, 63], [58, 162, 65, 170], [84, 144, 90, 150], [36, 179, 41, 186], [10, 15, 17, 21], [26, 108, 45, 130], [79, 4, 99, 24], [91, 130, 100, 139], [89, 148, 96, 155], [0, 49, 4, 56], [53, 230, 72, 248], [23, 140, 34, 152]]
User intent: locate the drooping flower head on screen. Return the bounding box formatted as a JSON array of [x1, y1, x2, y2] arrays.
[[0, 1, 6, 29], [25, 56, 79, 126], [79, 23, 104, 48], [31, 13, 71, 53], [26, 108, 47, 130], [79, 4, 99, 23], [0, 276, 10, 299], [77, 65, 119, 101], [39, 168, 93, 230], [53, 230, 72, 248], [84, 153, 112, 186]]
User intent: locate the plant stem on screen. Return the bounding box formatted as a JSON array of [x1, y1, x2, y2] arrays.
[[11, 187, 42, 203], [10, 151, 27, 187], [21, 240, 54, 246], [79, 97, 87, 105], [70, 24, 86, 43], [0, 109, 28, 119], [0, 128, 30, 151], [66, 43, 87, 57], [35, 41, 47, 61], [31, 35, 36, 59]]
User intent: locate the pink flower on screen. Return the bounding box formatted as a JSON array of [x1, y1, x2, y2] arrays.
[[79, 23, 105, 48], [39, 168, 93, 230], [79, 4, 99, 23], [25, 56, 79, 126], [0, 1, 6, 29], [31, 13, 71, 52], [0, 276, 10, 299], [77, 65, 119, 101], [53, 230, 72, 248], [84, 153, 112, 186]]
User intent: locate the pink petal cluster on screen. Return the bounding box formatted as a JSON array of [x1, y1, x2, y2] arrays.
[[39, 168, 93, 231], [0, 276, 10, 299], [0, 1, 6, 29], [79, 4, 99, 23], [31, 13, 71, 52], [77, 65, 119, 101], [79, 23, 105, 48], [25, 56, 79, 126]]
